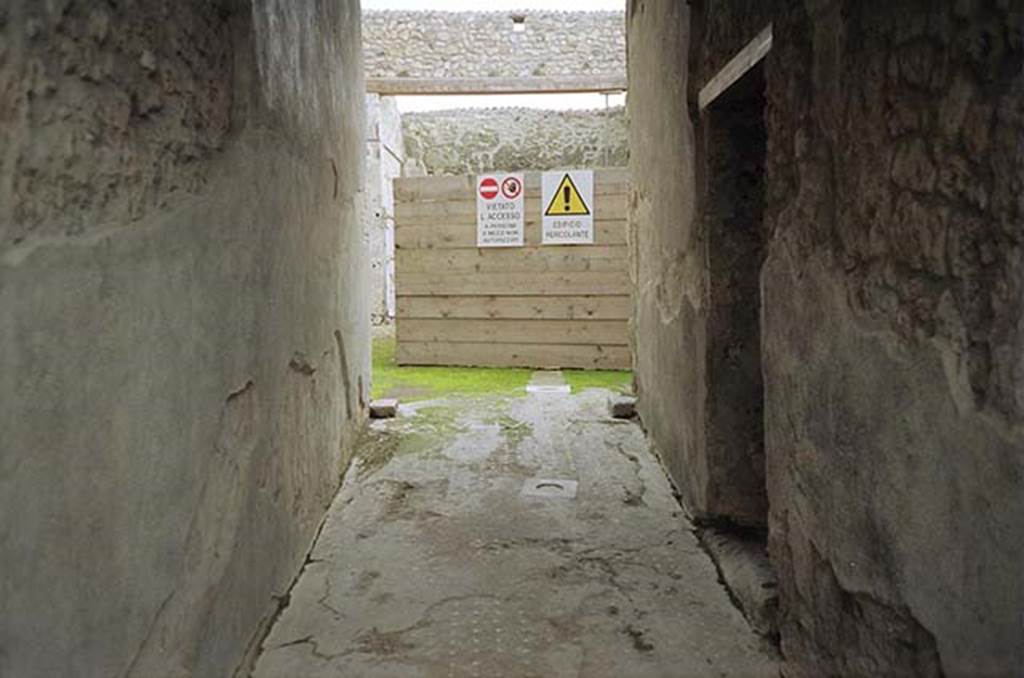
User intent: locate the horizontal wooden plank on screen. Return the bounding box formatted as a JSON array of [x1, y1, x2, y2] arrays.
[[396, 220, 627, 249], [367, 75, 628, 96], [397, 341, 631, 370], [398, 319, 629, 346], [394, 194, 627, 225], [396, 246, 628, 274], [395, 170, 630, 203], [396, 295, 631, 321], [397, 271, 629, 297]]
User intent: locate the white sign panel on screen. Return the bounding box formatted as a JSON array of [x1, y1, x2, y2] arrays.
[[541, 170, 594, 245], [476, 173, 524, 247]]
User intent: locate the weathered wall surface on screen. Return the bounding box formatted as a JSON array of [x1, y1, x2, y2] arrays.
[[626, 1, 704, 510], [403, 107, 629, 177], [759, 3, 1023, 675], [363, 10, 625, 79], [0, 2, 368, 677], [365, 94, 403, 324], [689, 0, 1023, 675], [635, 0, 1023, 673]]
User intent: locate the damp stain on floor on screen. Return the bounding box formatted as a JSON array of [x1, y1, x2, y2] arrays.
[[251, 388, 777, 678]]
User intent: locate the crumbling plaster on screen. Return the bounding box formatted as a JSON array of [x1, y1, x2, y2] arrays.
[[0, 2, 368, 677], [755, 2, 1024, 674], [630, 0, 1024, 675]]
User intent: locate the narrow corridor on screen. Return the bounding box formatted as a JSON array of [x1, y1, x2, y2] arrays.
[[251, 386, 776, 677]]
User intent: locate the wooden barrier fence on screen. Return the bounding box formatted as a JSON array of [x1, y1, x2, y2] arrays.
[[394, 168, 632, 370]]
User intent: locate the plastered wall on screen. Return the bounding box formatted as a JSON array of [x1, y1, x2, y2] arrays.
[[0, 2, 368, 676], [630, 0, 1024, 675], [626, 0, 707, 520]]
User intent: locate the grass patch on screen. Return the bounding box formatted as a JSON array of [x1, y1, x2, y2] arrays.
[[563, 369, 632, 394], [372, 335, 532, 401], [372, 334, 633, 400]]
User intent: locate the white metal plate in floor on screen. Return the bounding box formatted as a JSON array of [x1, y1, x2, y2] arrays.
[[521, 478, 578, 499]]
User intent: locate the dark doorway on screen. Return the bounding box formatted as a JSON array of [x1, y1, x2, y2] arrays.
[[702, 62, 768, 526]]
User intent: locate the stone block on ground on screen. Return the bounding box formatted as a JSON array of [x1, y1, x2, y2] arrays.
[[370, 399, 398, 419], [527, 370, 571, 394], [608, 394, 637, 418]]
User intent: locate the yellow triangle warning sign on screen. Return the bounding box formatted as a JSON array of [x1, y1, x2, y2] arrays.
[[544, 174, 591, 216]]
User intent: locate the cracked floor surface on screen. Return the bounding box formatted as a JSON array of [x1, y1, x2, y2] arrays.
[[251, 388, 777, 677]]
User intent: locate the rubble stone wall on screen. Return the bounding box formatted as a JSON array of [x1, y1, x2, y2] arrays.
[[363, 10, 625, 80], [403, 107, 629, 176]]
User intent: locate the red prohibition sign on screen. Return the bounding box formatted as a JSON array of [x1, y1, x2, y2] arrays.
[[501, 176, 522, 200], [479, 177, 499, 200]]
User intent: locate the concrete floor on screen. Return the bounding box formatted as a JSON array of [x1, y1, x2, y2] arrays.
[[251, 386, 777, 677]]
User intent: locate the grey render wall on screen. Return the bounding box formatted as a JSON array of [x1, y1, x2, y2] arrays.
[[403, 107, 629, 176], [626, 2, 704, 519], [365, 94, 404, 324], [363, 10, 625, 79], [0, 2, 368, 677]]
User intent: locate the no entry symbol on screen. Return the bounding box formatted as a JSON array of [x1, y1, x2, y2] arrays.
[[501, 177, 522, 200], [479, 177, 499, 200]]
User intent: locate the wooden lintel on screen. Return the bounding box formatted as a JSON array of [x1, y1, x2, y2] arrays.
[[698, 24, 773, 111], [366, 75, 628, 96]]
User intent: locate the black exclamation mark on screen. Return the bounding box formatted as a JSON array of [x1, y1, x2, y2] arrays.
[[563, 185, 571, 213]]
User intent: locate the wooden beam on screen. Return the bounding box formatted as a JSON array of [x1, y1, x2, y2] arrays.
[[397, 319, 630, 346], [367, 75, 628, 95], [396, 295, 631, 321], [395, 220, 628, 250], [395, 168, 630, 203], [396, 271, 629, 297], [393, 195, 627, 225], [396, 341, 631, 370], [698, 24, 772, 111], [396, 246, 628, 275]]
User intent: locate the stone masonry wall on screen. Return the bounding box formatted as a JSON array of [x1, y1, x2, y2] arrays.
[[363, 10, 625, 80], [0, 2, 368, 676], [693, 1, 1023, 675], [403, 107, 629, 176]]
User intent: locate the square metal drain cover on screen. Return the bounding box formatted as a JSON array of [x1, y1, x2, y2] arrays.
[[521, 478, 578, 499]]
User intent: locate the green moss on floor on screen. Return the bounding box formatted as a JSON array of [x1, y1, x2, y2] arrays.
[[372, 336, 532, 401], [487, 414, 533, 449], [354, 403, 467, 476], [563, 369, 633, 394], [372, 335, 632, 401]]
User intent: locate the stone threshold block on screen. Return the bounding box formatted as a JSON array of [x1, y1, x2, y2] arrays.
[[698, 527, 779, 640], [369, 399, 398, 418], [527, 370, 571, 394], [608, 394, 637, 418]]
